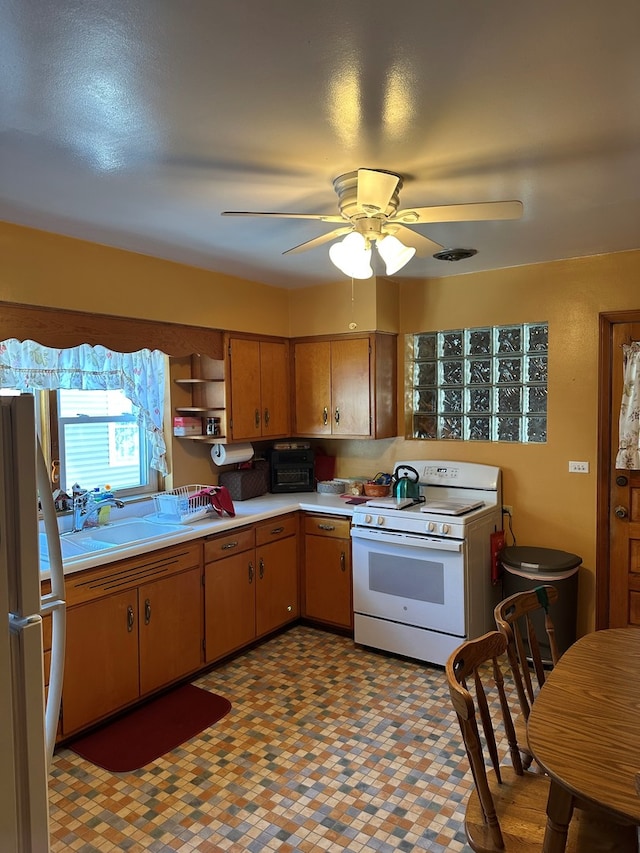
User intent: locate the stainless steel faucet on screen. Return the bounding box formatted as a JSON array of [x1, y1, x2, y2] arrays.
[[72, 493, 125, 532]]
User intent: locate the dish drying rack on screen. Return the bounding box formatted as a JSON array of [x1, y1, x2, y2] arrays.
[[152, 485, 215, 524]]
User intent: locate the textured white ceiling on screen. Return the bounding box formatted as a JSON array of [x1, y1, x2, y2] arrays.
[[2, 0, 640, 288]]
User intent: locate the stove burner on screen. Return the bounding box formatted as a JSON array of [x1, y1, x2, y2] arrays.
[[420, 500, 484, 516]]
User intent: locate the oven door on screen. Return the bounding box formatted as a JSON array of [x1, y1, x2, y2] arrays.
[[351, 526, 466, 636]]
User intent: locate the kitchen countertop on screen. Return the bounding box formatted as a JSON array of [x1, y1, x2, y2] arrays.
[[40, 492, 357, 579]]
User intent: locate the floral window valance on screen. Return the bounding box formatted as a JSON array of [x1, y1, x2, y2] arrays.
[[0, 339, 168, 474], [616, 341, 640, 470]]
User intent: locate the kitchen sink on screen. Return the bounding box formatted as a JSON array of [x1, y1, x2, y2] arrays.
[[39, 518, 187, 565], [74, 518, 185, 545]]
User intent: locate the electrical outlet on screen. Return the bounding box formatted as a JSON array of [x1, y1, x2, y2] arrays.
[[502, 505, 513, 516], [568, 461, 590, 473]]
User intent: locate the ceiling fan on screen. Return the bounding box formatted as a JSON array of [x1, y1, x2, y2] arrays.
[[222, 168, 523, 278]]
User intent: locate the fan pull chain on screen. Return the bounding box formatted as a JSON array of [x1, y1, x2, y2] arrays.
[[348, 277, 357, 330]]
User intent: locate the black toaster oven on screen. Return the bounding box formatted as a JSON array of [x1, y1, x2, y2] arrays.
[[270, 449, 315, 493]]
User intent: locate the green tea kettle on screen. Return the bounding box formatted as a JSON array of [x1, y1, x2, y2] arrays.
[[393, 465, 421, 500]]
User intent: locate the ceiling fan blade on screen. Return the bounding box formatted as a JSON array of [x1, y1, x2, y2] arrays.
[[357, 169, 400, 215], [221, 211, 344, 223], [392, 200, 523, 224], [387, 225, 443, 257], [283, 226, 353, 255]]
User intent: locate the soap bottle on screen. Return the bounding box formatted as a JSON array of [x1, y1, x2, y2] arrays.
[[96, 485, 113, 525]]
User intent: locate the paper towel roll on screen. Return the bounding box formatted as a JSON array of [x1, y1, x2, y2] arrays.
[[210, 443, 254, 466]]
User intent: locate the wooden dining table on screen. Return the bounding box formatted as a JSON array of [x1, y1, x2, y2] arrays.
[[527, 627, 640, 853]]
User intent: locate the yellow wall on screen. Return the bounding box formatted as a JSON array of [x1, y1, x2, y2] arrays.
[[0, 221, 291, 336], [4, 221, 640, 635]]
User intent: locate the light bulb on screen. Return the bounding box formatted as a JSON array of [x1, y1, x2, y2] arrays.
[[377, 234, 416, 275], [329, 232, 373, 279]]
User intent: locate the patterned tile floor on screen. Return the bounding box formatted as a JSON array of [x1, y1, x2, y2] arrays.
[[49, 626, 475, 852]]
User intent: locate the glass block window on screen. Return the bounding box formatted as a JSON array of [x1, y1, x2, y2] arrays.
[[406, 323, 548, 443]]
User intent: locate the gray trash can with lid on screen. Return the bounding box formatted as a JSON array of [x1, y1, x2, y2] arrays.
[[500, 546, 581, 663]]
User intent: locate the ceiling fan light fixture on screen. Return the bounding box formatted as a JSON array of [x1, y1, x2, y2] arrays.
[[377, 234, 416, 275], [329, 232, 373, 279]]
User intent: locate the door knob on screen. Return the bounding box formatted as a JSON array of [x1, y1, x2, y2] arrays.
[[614, 505, 628, 519], [616, 475, 629, 487]]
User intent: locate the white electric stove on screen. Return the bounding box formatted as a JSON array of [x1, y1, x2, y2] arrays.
[[351, 460, 503, 666]]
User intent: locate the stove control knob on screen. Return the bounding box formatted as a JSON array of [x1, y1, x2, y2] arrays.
[[364, 514, 372, 524], [377, 516, 385, 526], [427, 521, 437, 532], [440, 523, 451, 535]]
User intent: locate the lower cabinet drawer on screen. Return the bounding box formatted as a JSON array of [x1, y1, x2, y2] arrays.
[[204, 526, 255, 562], [304, 514, 351, 539]]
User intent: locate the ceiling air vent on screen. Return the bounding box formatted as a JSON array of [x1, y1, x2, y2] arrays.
[[433, 248, 478, 262]]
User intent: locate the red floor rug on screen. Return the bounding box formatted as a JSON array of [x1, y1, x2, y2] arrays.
[[68, 684, 231, 772]]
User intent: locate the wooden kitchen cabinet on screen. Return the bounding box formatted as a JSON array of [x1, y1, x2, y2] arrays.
[[138, 566, 202, 696], [204, 526, 257, 662], [227, 335, 290, 440], [303, 514, 353, 630], [255, 516, 299, 637], [292, 332, 397, 438], [204, 515, 299, 663], [61, 541, 203, 737]]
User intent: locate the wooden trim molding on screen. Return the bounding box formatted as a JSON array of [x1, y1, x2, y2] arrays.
[[0, 301, 223, 358], [597, 309, 640, 629]]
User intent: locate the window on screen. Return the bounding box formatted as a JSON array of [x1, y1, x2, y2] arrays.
[[0, 339, 168, 499], [406, 323, 548, 443], [57, 389, 153, 495]]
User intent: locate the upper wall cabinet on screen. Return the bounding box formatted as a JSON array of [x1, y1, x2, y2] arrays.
[[226, 336, 291, 441], [292, 333, 397, 439]]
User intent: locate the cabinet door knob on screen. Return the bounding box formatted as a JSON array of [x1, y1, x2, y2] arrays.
[[127, 605, 135, 632], [318, 523, 335, 531], [144, 598, 151, 625], [259, 557, 265, 579], [340, 551, 346, 572], [334, 407, 340, 424], [264, 408, 270, 426], [270, 526, 284, 535], [254, 408, 261, 428], [323, 406, 328, 426], [248, 561, 254, 584], [222, 540, 238, 551]]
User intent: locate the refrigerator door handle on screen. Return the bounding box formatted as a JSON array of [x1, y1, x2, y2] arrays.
[[35, 436, 66, 768]]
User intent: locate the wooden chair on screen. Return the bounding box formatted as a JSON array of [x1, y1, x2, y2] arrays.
[[446, 630, 638, 852], [494, 584, 559, 769]]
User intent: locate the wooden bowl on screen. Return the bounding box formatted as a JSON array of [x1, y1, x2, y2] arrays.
[[363, 483, 391, 497]]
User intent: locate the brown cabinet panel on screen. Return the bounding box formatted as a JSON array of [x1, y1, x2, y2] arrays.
[[303, 515, 351, 539], [139, 567, 203, 696], [304, 536, 352, 629], [256, 534, 299, 637], [259, 340, 291, 437], [255, 514, 298, 547], [228, 338, 262, 440], [293, 340, 332, 435], [228, 336, 290, 440], [205, 550, 256, 662], [63, 590, 139, 735], [292, 333, 397, 439], [204, 526, 254, 563], [331, 338, 371, 436], [64, 541, 202, 607]]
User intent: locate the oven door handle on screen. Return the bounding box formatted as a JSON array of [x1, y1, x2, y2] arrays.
[[350, 526, 463, 552]]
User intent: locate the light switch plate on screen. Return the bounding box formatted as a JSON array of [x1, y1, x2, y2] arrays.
[[568, 461, 589, 473]]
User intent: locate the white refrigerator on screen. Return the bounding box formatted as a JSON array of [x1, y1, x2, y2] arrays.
[[1, 395, 66, 853]]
